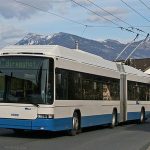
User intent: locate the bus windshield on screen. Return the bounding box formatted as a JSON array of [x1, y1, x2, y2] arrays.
[[0, 56, 54, 105]]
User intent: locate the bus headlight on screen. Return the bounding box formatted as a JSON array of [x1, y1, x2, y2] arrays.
[[37, 114, 54, 119]]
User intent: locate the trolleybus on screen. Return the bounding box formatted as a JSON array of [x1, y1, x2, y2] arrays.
[[0, 45, 149, 135]]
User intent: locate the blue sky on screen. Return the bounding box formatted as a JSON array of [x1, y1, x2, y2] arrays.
[[0, 0, 150, 47]]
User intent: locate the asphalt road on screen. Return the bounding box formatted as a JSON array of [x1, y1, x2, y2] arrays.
[[0, 120, 150, 150]]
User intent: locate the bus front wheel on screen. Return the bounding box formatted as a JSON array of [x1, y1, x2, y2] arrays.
[[69, 111, 80, 136]]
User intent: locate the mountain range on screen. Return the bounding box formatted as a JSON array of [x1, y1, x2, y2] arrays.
[[16, 32, 150, 61]]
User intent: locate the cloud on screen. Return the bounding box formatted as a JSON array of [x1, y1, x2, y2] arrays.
[[0, 0, 60, 19], [0, 25, 26, 48], [86, 7, 129, 23]]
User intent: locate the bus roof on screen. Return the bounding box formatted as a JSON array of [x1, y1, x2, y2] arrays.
[[0, 45, 118, 70], [0, 45, 150, 79]]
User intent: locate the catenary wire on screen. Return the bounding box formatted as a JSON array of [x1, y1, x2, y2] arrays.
[[138, 0, 150, 11], [85, 0, 145, 33], [120, 0, 150, 23], [85, 0, 131, 27], [10, 0, 147, 37], [11, 0, 127, 31], [12, 0, 87, 27], [70, 0, 147, 37], [71, 0, 121, 27]]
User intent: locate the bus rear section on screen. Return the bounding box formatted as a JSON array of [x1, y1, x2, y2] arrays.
[[0, 56, 56, 131]]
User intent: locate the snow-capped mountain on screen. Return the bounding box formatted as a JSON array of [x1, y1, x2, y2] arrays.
[[16, 32, 150, 61]]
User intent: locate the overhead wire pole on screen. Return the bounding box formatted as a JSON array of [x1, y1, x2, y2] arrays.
[[114, 33, 139, 61], [124, 33, 149, 63]]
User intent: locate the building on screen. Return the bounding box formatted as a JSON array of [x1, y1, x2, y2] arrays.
[[125, 58, 150, 72]]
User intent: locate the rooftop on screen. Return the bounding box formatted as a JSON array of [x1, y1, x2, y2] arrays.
[[0, 45, 150, 79]]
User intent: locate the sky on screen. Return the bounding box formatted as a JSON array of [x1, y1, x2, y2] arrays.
[[1, 0, 150, 48]]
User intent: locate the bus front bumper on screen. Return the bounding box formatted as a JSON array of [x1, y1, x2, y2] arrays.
[[0, 118, 72, 131]]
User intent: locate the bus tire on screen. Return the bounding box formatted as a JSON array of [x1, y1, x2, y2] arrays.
[[69, 111, 80, 136], [111, 109, 118, 128], [139, 107, 145, 124]]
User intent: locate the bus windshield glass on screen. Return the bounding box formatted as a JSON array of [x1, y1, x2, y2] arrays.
[[0, 56, 54, 105]]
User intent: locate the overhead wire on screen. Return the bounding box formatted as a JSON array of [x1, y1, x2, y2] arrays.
[[85, 0, 146, 33], [71, 0, 121, 27], [11, 0, 130, 37], [85, 0, 131, 28], [3, 0, 149, 62], [70, 0, 147, 37], [81, 25, 88, 36], [11, 0, 149, 37], [138, 0, 150, 11], [124, 33, 149, 62], [9, 0, 150, 46], [120, 0, 150, 23], [75, 0, 150, 61], [12, 0, 87, 27]]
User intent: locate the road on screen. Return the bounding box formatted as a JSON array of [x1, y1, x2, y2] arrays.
[[0, 120, 150, 150]]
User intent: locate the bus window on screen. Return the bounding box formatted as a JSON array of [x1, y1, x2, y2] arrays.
[[0, 75, 4, 101], [56, 70, 68, 100], [0, 57, 54, 105]]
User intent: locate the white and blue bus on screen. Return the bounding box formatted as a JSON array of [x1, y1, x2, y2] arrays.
[[0, 45, 149, 135]]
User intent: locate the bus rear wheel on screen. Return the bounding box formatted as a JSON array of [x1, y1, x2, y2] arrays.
[[139, 107, 145, 124], [111, 109, 118, 128], [69, 112, 80, 136]]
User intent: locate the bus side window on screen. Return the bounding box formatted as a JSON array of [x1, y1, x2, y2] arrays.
[[56, 73, 61, 100], [56, 71, 68, 100], [56, 74, 61, 85]]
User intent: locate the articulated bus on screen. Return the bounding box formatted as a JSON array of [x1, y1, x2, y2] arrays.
[[0, 45, 149, 135]]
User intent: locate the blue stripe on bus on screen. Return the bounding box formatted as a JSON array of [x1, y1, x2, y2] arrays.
[[0, 118, 72, 131], [0, 118, 32, 130], [0, 115, 113, 131], [81, 114, 112, 127], [127, 112, 140, 120], [145, 111, 150, 118], [127, 111, 150, 120], [0, 111, 149, 131]]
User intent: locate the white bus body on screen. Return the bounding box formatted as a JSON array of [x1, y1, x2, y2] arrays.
[[0, 45, 149, 132]]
